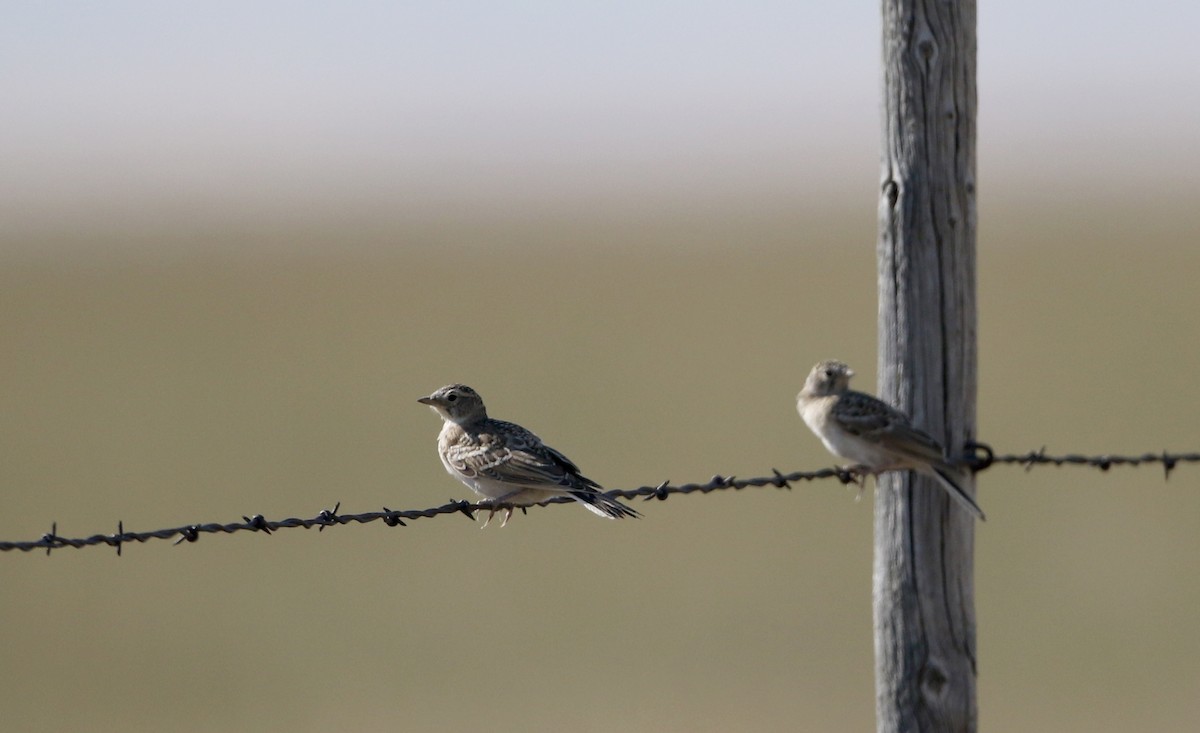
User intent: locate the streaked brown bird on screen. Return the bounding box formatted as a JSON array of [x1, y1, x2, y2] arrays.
[[796, 360, 985, 521], [418, 384, 639, 526]]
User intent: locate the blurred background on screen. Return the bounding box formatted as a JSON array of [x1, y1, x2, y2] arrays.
[[3, 2, 1198, 731]]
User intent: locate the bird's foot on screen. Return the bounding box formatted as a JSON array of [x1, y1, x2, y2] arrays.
[[836, 465, 871, 501], [479, 504, 497, 529]]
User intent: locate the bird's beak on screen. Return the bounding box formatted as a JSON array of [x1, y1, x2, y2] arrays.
[[417, 395, 436, 405], [846, 368, 855, 377]]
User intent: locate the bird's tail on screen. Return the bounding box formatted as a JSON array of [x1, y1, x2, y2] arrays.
[[930, 466, 987, 521], [571, 489, 641, 519]]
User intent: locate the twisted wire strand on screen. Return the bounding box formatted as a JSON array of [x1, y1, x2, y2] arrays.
[[2, 446, 1196, 555]]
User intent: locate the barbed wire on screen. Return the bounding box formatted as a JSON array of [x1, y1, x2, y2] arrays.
[[2, 445, 1197, 555]]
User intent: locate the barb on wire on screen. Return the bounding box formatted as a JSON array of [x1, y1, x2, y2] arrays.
[[961, 444, 1200, 481], [2, 446, 1197, 555], [0, 465, 851, 555]]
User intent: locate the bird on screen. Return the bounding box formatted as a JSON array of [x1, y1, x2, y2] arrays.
[[796, 359, 986, 521], [417, 384, 640, 526]]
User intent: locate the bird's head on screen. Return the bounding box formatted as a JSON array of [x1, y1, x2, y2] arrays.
[[802, 359, 854, 397], [418, 384, 488, 424]]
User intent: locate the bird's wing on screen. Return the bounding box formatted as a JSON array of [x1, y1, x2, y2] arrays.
[[885, 422, 948, 463], [447, 420, 599, 490], [831, 391, 906, 440], [833, 391, 946, 462]]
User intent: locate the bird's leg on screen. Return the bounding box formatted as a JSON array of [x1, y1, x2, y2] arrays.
[[487, 491, 523, 528], [478, 498, 510, 529]]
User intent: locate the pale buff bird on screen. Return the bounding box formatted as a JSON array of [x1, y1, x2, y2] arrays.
[[796, 360, 985, 521], [418, 384, 639, 526]]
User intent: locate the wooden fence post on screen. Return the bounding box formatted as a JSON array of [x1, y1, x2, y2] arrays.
[[875, 1, 978, 731]]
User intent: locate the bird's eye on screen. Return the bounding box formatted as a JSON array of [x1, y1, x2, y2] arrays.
[[824, 368, 835, 378], [446, 393, 458, 402]]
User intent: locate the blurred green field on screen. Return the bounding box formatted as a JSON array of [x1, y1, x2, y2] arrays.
[[2, 195, 1198, 732]]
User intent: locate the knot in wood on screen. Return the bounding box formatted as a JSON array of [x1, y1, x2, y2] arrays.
[[920, 660, 949, 699]]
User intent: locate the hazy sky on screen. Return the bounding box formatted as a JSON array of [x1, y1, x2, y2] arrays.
[[3, 1, 1198, 233]]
